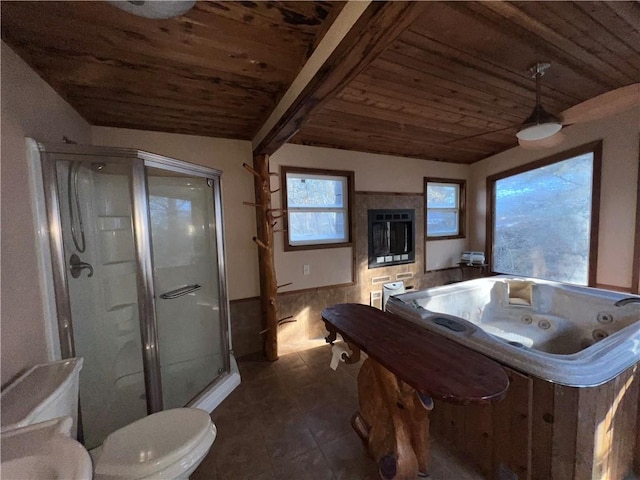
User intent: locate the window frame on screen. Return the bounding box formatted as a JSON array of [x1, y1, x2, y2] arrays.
[[281, 166, 354, 251], [486, 141, 602, 286], [424, 177, 466, 240]]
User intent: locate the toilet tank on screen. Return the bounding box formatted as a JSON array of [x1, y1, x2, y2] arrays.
[[1, 358, 83, 438]]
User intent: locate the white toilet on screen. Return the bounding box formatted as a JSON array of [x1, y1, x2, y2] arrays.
[[1, 358, 216, 479]]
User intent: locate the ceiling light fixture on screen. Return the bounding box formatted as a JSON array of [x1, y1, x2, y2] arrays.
[[108, 0, 195, 19], [516, 62, 563, 141]]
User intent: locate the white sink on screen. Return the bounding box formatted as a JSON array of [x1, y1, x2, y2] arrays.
[[1, 416, 92, 479]]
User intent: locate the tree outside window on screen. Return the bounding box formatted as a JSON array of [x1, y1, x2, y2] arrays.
[[282, 166, 354, 250], [488, 142, 602, 285]]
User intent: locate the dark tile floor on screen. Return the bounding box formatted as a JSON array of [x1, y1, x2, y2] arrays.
[[192, 345, 484, 480]]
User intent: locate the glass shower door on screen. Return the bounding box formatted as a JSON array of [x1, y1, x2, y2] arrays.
[[146, 168, 226, 409], [52, 159, 148, 449]]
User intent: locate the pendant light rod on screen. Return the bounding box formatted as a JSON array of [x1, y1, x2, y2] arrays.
[[530, 62, 551, 107]]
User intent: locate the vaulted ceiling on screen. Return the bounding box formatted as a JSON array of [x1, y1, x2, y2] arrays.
[[2, 1, 639, 164]]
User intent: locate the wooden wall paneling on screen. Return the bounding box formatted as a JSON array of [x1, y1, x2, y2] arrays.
[[611, 366, 639, 479], [437, 401, 456, 443], [430, 400, 494, 477], [550, 385, 579, 479], [636, 365, 640, 473], [492, 367, 532, 480], [430, 364, 640, 479], [573, 382, 608, 479], [530, 378, 555, 480], [464, 403, 494, 476], [430, 399, 446, 439], [450, 404, 467, 454], [632, 137, 640, 294]]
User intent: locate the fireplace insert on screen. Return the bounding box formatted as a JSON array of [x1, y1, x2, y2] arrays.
[[368, 209, 415, 269]]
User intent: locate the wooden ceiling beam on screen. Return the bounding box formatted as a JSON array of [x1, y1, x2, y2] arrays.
[[252, 1, 427, 156]]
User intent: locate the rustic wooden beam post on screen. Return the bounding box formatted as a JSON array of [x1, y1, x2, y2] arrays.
[[250, 154, 279, 361]]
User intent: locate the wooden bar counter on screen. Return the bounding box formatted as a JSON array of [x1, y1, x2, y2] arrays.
[[322, 303, 509, 479]]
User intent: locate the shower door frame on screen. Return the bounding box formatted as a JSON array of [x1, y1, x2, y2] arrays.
[[39, 143, 231, 419]]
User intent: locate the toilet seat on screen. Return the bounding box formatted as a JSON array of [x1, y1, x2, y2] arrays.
[[93, 408, 216, 480]]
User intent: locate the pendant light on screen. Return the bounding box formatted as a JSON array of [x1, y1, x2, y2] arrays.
[[516, 63, 563, 142]]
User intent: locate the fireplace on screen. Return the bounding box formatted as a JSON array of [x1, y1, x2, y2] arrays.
[[368, 209, 415, 269]]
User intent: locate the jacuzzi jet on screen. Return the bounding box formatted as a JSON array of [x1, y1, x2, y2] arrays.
[[538, 319, 551, 330], [522, 314, 533, 324], [597, 312, 614, 324], [593, 329, 609, 341]]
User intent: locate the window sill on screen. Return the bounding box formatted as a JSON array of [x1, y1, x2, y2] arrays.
[[284, 241, 353, 252], [426, 235, 465, 241]]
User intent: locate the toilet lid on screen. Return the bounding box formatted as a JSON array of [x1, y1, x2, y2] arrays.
[[94, 408, 215, 479]]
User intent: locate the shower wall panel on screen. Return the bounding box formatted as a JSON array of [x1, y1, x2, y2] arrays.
[[57, 162, 146, 449]]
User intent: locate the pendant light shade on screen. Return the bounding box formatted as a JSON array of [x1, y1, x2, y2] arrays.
[[516, 105, 563, 141], [108, 1, 195, 19]]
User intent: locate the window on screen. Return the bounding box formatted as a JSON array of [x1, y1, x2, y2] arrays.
[[425, 178, 466, 239], [488, 141, 602, 286], [282, 166, 354, 250]]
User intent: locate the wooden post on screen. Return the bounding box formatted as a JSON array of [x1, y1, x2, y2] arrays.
[[251, 154, 279, 361], [356, 358, 432, 478]]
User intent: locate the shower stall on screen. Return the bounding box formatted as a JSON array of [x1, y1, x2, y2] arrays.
[[35, 143, 239, 448]]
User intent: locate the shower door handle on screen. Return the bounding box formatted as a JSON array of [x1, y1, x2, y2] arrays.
[[69, 253, 94, 278], [159, 284, 201, 300]]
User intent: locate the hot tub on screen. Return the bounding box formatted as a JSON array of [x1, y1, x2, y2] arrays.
[[385, 276, 640, 386]]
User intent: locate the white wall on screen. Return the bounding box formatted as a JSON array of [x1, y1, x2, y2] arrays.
[[1, 42, 92, 384], [92, 127, 258, 301], [469, 107, 640, 290], [270, 144, 469, 291]]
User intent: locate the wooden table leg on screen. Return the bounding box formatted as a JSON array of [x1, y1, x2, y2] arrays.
[[354, 358, 432, 479]]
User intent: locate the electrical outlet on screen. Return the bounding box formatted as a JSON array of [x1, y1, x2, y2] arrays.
[[303, 264, 310, 275]]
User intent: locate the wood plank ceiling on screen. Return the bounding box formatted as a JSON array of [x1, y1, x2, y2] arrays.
[[292, 1, 640, 163], [1, 1, 343, 140], [2, 1, 639, 164]]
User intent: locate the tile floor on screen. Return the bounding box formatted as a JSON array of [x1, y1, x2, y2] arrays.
[[193, 345, 485, 479]]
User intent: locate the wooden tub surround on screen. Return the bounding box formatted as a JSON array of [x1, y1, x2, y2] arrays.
[[321, 303, 509, 479], [429, 364, 640, 480]]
